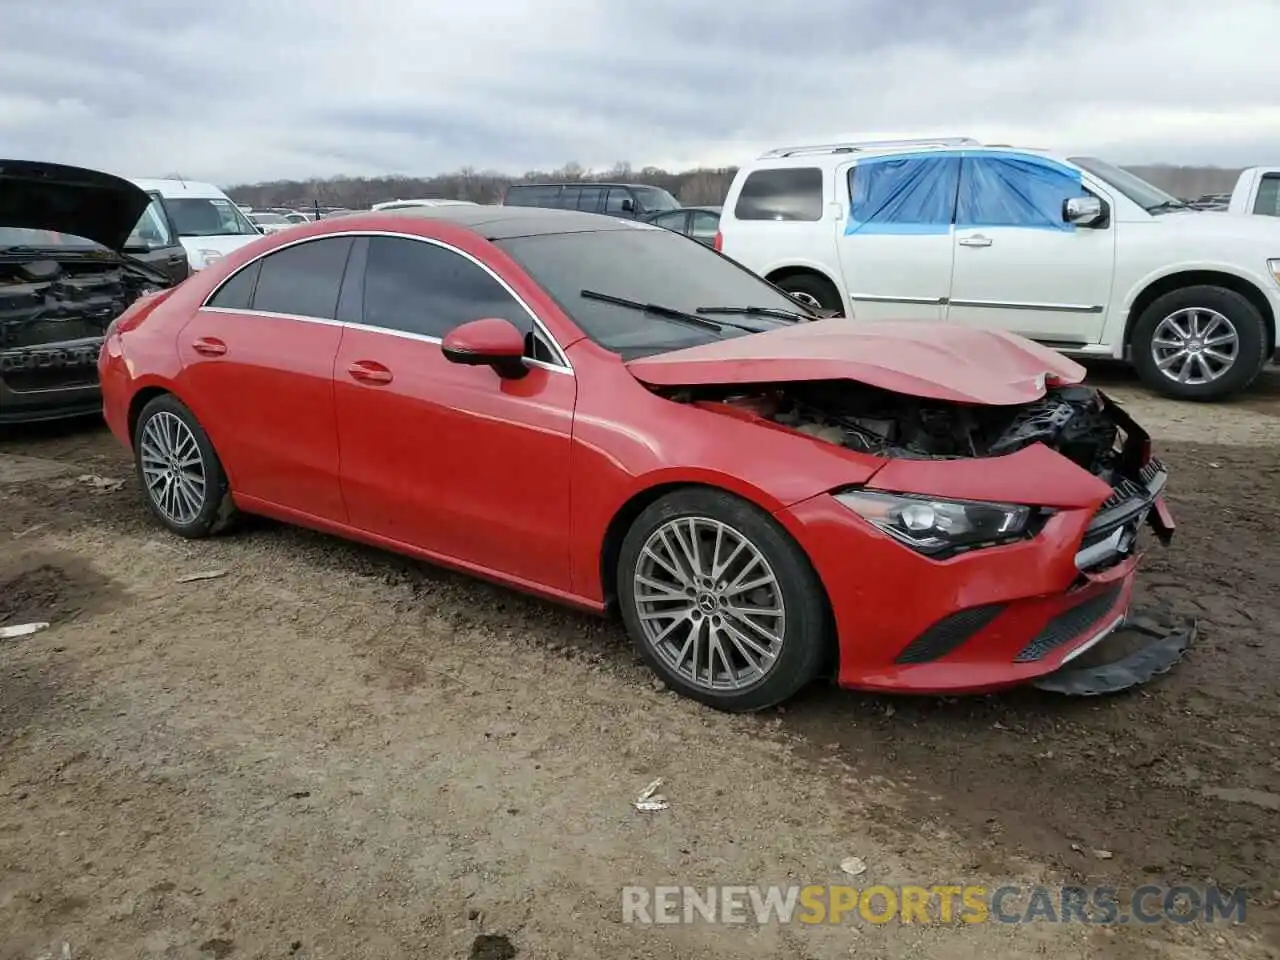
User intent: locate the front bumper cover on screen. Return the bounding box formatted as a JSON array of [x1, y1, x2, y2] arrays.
[[1031, 608, 1197, 696]]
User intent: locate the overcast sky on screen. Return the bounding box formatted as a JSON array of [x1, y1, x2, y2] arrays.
[[3, 0, 1277, 186]]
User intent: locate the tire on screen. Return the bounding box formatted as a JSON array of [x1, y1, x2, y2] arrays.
[[133, 394, 237, 538], [1130, 285, 1267, 401], [617, 487, 830, 712], [774, 272, 844, 315]]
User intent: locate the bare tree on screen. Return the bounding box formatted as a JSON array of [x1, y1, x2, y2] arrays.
[[225, 160, 1228, 210]]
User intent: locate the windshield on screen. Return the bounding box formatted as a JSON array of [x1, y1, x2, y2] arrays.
[[163, 197, 261, 237], [1069, 157, 1186, 213], [495, 226, 808, 358], [632, 186, 680, 213], [251, 213, 289, 224], [0, 228, 98, 249], [125, 197, 177, 250]]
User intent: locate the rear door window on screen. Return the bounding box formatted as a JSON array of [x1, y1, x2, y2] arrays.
[[576, 185, 604, 212], [1253, 174, 1280, 216], [505, 185, 560, 207], [250, 238, 354, 319], [207, 261, 262, 310], [557, 186, 582, 209], [733, 168, 824, 221]]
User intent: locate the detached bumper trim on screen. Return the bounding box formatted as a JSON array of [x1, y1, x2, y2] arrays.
[[1032, 610, 1197, 696]]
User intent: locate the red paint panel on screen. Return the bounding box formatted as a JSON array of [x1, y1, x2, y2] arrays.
[[627, 318, 1084, 405]]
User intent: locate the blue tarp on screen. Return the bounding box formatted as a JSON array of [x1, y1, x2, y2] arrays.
[[846, 155, 959, 235], [845, 150, 1088, 235]]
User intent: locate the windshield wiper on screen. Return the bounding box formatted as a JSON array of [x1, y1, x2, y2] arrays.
[[580, 289, 723, 332], [1146, 200, 1189, 214], [696, 305, 813, 323]]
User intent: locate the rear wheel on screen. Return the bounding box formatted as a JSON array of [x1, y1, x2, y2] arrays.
[[773, 272, 844, 315], [617, 488, 830, 712], [1130, 285, 1267, 401], [134, 394, 237, 538]]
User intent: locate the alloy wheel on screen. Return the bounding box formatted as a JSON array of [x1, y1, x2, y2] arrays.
[[139, 411, 207, 525], [632, 516, 786, 692], [1151, 307, 1239, 386]]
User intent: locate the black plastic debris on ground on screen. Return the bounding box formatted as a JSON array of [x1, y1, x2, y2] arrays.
[[1032, 609, 1197, 696], [470, 933, 517, 960]]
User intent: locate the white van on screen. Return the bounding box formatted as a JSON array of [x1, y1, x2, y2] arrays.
[[130, 178, 263, 270]]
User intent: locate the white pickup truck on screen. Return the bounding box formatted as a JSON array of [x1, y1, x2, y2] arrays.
[[717, 138, 1280, 400], [1227, 167, 1280, 218]]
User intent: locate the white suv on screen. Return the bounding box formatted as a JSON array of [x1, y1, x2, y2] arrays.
[[717, 137, 1280, 400]]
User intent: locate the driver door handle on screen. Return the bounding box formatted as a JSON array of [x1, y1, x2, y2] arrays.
[[958, 235, 993, 248]]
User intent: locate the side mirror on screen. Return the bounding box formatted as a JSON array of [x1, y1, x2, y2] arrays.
[[441, 317, 528, 379], [620, 197, 636, 213], [1064, 195, 1104, 227]]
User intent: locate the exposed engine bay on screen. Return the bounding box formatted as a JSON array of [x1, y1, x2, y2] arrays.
[[667, 380, 1137, 483], [0, 257, 158, 390]]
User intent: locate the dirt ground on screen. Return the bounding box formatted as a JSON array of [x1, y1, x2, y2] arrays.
[[2, 363, 1279, 960]]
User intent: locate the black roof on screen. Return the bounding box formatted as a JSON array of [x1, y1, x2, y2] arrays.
[[384, 204, 640, 240], [505, 181, 660, 191]]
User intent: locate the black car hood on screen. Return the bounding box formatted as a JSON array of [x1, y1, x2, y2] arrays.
[[0, 159, 152, 252]]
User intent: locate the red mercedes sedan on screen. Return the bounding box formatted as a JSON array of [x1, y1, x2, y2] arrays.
[[99, 206, 1185, 711]]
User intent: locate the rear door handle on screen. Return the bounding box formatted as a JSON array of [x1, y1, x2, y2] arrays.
[[347, 360, 393, 385], [192, 336, 227, 357], [958, 235, 993, 248]]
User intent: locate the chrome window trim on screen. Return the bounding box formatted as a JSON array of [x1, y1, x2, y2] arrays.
[[200, 229, 574, 372]]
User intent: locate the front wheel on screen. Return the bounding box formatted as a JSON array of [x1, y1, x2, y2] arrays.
[[617, 488, 831, 712], [134, 394, 237, 538], [1130, 285, 1267, 401]]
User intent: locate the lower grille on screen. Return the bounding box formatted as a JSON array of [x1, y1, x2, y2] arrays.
[[1014, 584, 1123, 662], [895, 603, 1005, 664]]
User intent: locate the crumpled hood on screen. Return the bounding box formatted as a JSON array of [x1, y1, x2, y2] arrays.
[[626, 319, 1086, 405], [0, 159, 152, 251]]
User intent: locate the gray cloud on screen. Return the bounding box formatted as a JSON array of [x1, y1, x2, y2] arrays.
[[1, 0, 1276, 186]]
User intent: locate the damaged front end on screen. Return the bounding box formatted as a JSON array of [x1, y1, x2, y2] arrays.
[[0, 255, 162, 422], [663, 377, 1193, 695]]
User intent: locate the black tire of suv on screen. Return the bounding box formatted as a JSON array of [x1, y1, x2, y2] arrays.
[[133, 394, 238, 538], [617, 487, 831, 712], [1130, 285, 1267, 401], [775, 273, 845, 315]]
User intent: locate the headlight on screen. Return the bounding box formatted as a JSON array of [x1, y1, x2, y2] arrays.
[[1267, 259, 1280, 286], [835, 490, 1033, 557]]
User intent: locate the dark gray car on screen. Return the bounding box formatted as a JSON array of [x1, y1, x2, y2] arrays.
[[0, 159, 174, 424]]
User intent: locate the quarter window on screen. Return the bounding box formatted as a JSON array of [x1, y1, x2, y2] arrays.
[[362, 236, 532, 340], [733, 167, 824, 221], [250, 237, 354, 319]]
